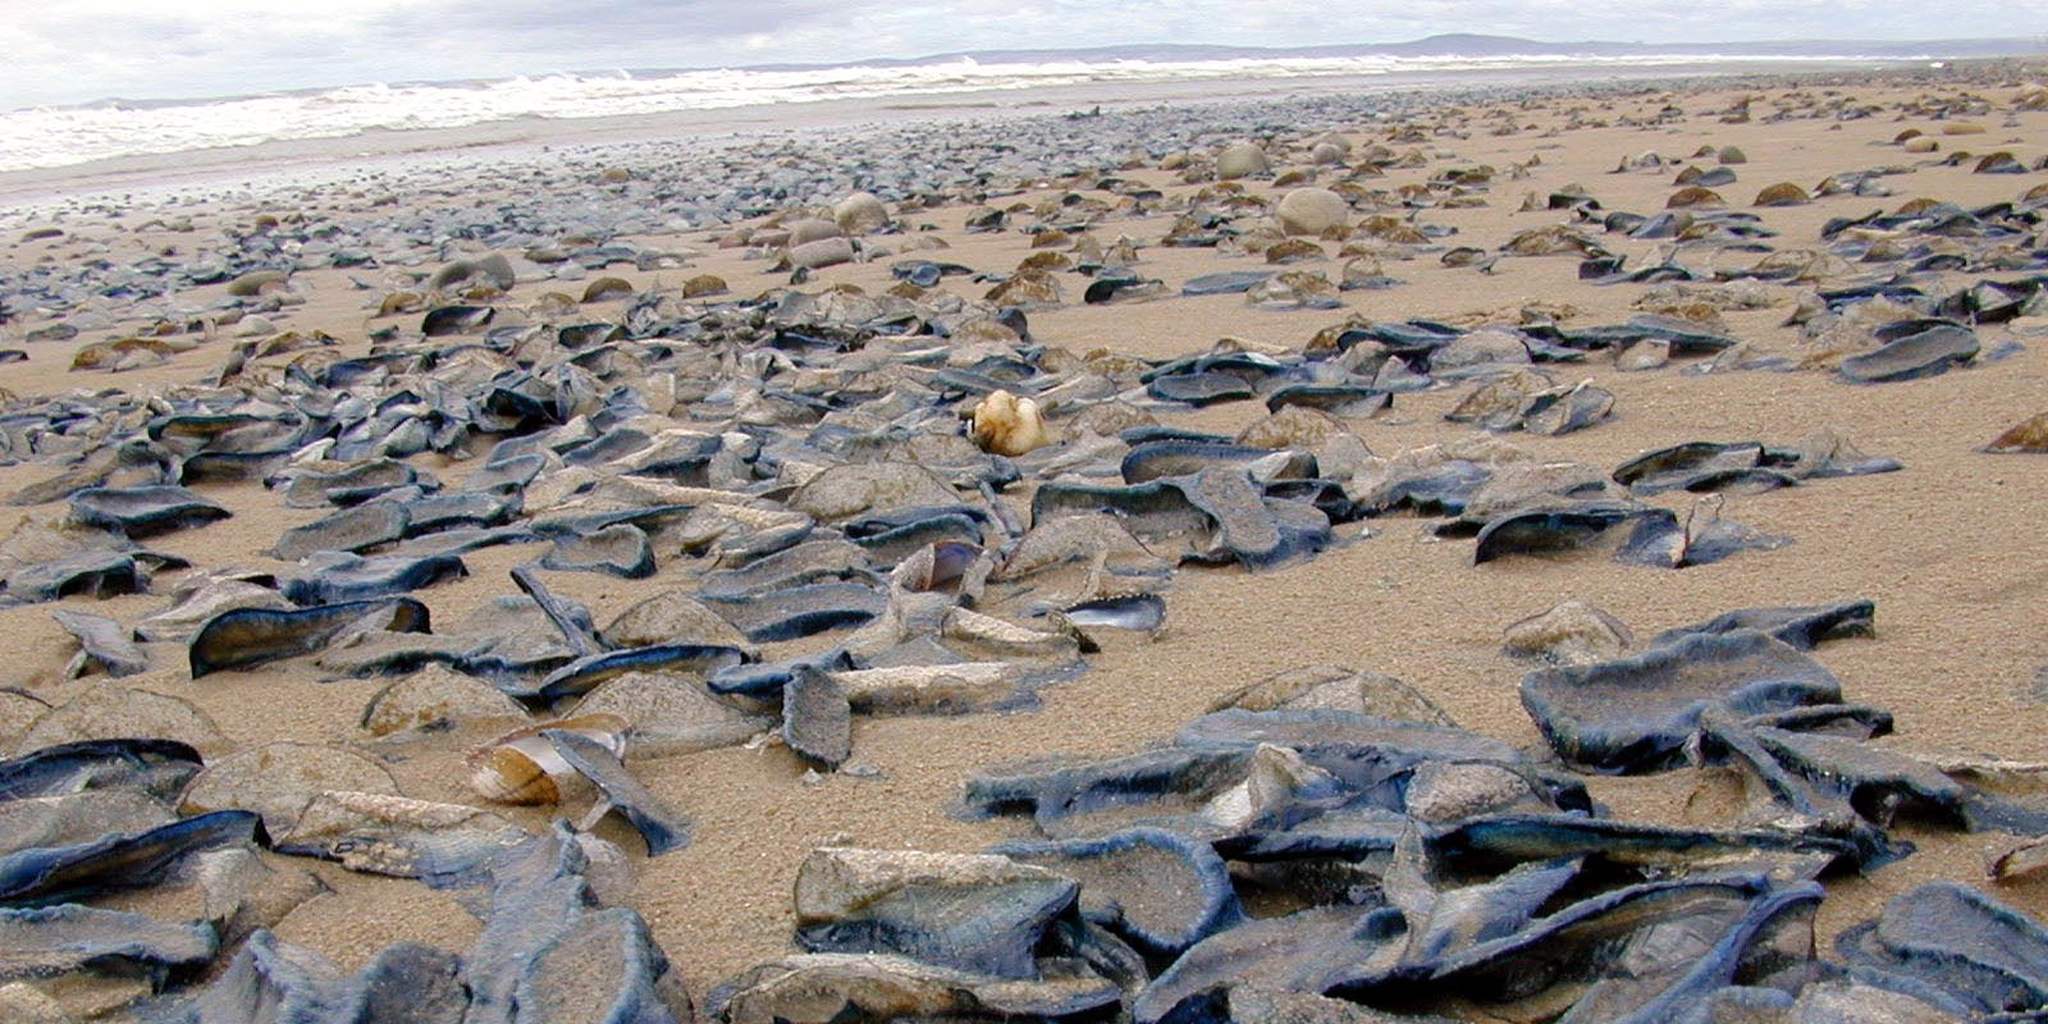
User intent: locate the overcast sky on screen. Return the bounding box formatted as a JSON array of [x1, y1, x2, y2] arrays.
[[0, 0, 2021, 108]]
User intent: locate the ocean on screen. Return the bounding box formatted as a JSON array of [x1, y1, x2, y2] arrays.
[[0, 50, 1947, 174]]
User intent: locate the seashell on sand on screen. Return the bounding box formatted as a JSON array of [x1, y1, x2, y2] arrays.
[[466, 713, 627, 805]]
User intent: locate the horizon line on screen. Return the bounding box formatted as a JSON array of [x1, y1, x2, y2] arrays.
[[20, 31, 2033, 114]]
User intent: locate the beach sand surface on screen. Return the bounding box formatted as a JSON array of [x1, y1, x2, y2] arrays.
[[0, 63, 2043, 1012]]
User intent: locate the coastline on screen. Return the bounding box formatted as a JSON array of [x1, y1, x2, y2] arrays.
[[0, 58, 1932, 208]]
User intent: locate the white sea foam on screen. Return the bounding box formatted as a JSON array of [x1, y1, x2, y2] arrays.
[[0, 52, 1924, 173]]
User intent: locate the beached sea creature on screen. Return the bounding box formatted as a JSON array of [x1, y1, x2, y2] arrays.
[[541, 523, 655, 578], [546, 728, 690, 856], [712, 952, 1121, 1024], [134, 573, 291, 642], [0, 738, 201, 803], [1130, 904, 1394, 1024], [507, 904, 690, 1023], [1651, 599, 1876, 651], [788, 462, 958, 523], [1836, 881, 2048, 1015], [0, 809, 261, 905], [188, 597, 431, 677], [359, 665, 529, 738], [0, 792, 173, 866], [568, 671, 767, 758], [1838, 324, 1980, 383], [704, 583, 887, 643], [1471, 501, 1643, 564], [271, 501, 411, 561], [779, 666, 851, 773], [68, 485, 230, 538], [281, 551, 466, 605], [526, 644, 748, 701], [0, 904, 219, 982], [1182, 270, 1273, 296], [993, 828, 1241, 957], [15, 680, 225, 754], [50, 608, 149, 678], [1614, 441, 1789, 495], [1991, 835, 2048, 881], [601, 591, 755, 653], [179, 929, 479, 1024], [0, 519, 174, 604], [345, 942, 472, 1022], [1520, 629, 1844, 773], [792, 847, 1075, 976], [831, 663, 1026, 716], [453, 824, 689, 1021], [421, 304, 494, 336], [1616, 495, 1792, 569], [1613, 435, 1898, 496]]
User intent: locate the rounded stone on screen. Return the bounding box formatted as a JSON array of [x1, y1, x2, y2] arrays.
[[1237, 406, 1349, 450], [1431, 328, 1531, 370], [1502, 600, 1634, 665], [0, 690, 49, 746], [1668, 186, 1725, 209], [831, 192, 890, 235], [1216, 142, 1271, 180], [680, 274, 727, 298], [359, 666, 529, 738], [1405, 762, 1534, 823], [602, 590, 753, 651], [0, 983, 67, 1024], [18, 681, 226, 755], [1754, 182, 1811, 207], [226, 270, 288, 297], [569, 671, 767, 758], [788, 237, 855, 270], [785, 218, 843, 246], [1275, 188, 1349, 236], [179, 742, 400, 833]]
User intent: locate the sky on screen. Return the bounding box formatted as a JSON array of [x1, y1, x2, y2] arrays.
[[0, 0, 2031, 108]]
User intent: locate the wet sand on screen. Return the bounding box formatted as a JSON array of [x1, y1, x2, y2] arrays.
[[0, 60, 2044, 1013]]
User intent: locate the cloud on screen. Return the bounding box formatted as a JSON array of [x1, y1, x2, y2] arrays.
[[0, 0, 2024, 108], [364, 0, 843, 53]]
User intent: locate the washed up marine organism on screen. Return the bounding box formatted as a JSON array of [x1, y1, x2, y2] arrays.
[[189, 597, 431, 677], [0, 809, 262, 905], [0, 738, 202, 802], [173, 823, 691, 1022]]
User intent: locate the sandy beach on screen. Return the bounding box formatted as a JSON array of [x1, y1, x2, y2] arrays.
[[0, 57, 2044, 1021]]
